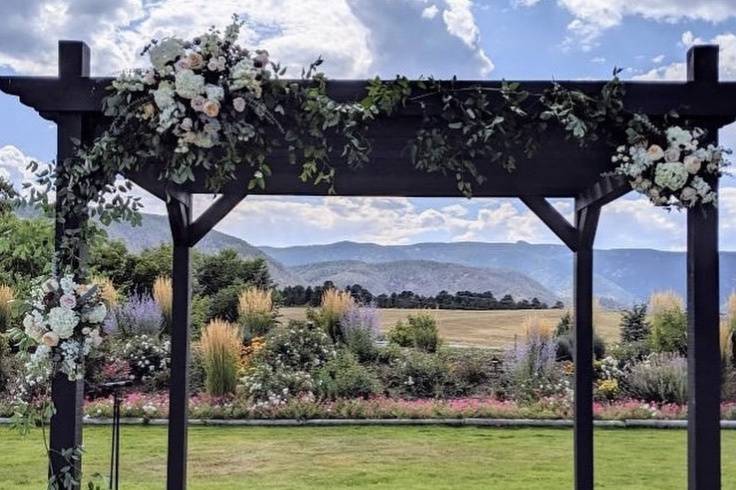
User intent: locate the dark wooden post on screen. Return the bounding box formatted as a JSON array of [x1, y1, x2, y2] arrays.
[[686, 45, 721, 490], [573, 202, 600, 490], [49, 41, 90, 487], [166, 193, 193, 490]]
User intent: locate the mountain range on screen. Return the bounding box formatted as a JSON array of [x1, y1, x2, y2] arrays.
[[103, 213, 736, 307]]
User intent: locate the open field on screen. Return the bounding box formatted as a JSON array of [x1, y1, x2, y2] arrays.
[[1, 426, 734, 489], [280, 307, 622, 347]]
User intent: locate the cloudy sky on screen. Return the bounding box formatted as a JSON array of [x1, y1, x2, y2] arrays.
[[1, 0, 736, 249]]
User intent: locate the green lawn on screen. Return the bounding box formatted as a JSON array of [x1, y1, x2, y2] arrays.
[[1, 426, 733, 489]]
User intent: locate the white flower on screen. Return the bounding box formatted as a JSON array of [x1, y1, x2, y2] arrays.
[[691, 176, 712, 197], [174, 69, 205, 99], [680, 187, 697, 205], [205, 84, 224, 101], [646, 144, 664, 161], [41, 331, 60, 347], [48, 307, 79, 339], [174, 58, 191, 72], [190, 95, 206, 112], [207, 56, 226, 72], [142, 69, 156, 85], [664, 148, 681, 163], [149, 38, 184, 71], [654, 161, 688, 191], [153, 81, 176, 110], [187, 52, 205, 70], [85, 303, 108, 324], [233, 97, 246, 112], [684, 155, 701, 174], [180, 117, 193, 131], [23, 315, 45, 342], [666, 126, 693, 149], [42, 278, 59, 293], [59, 293, 76, 309]]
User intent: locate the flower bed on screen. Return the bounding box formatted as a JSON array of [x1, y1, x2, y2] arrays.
[[44, 392, 736, 422]]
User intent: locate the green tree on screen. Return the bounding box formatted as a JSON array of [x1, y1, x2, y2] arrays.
[[0, 214, 53, 287], [194, 249, 270, 295], [620, 303, 650, 344], [129, 244, 173, 293]]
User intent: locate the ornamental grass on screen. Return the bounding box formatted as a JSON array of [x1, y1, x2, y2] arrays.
[[648, 290, 684, 318], [0, 284, 14, 332], [720, 323, 732, 367], [201, 319, 241, 397], [318, 288, 355, 342], [237, 287, 275, 340], [728, 291, 736, 331], [92, 275, 119, 307], [648, 290, 687, 354], [153, 276, 173, 330]]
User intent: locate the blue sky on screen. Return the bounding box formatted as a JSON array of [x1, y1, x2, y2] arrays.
[[1, 0, 736, 249]]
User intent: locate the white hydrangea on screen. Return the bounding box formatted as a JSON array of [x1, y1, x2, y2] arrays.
[[48, 306, 79, 340], [149, 38, 185, 71], [654, 161, 688, 191], [174, 69, 205, 99], [205, 84, 224, 101], [153, 81, 176, 110], [230, 59, 262, 97], [666, 126, 694, 150]]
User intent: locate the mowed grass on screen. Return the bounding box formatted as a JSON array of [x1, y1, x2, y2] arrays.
[[280, 307, 622, 347], [2, 426, 735, 489]]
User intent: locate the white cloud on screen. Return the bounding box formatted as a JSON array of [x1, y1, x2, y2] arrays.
[[0, 0, 493, 79], [635, 31, 736, 81], [518, 0, 736, 50]]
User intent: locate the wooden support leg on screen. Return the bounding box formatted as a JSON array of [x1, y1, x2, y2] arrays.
[[573, 202, 599, 490], [687, 203, 720, 490], [166, 195, 192, 490]]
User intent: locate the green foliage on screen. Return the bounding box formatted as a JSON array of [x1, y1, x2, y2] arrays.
[[555, 332, 607, 362], [195, 250, 270, 295], [650, 309, 687, 354], [443, 348, 498, 397], [387, 312, 441, 353], [0, 334, 20, 395], [625, 353, 687, 404], [208, 283, 243, 322], [316, 350, 381, 400], [554, 312, 572, 337], [620, 304, 650, 344], [88, 239, 137, 293], [255, 320, 336, 373], [190, 295, 212, 340], [129, 245, 173, 293], [0, 214, 53, 286], [378, 347, 450, 399]]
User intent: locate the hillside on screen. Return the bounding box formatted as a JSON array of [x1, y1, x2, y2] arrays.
[[262, 240, 736, 306], [291, 259, 559, 304]]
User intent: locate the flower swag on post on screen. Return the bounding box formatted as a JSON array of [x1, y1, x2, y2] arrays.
[[612, 121, 728, 208], [15, 275, 107, 382]]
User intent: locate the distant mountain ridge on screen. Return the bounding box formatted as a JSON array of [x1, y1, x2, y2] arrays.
[[262, 240, 736, 306]]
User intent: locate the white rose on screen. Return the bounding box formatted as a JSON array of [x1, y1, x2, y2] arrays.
[[233, 97, 246, 112], [664, 148, 681, 163], [174, 69, 205, 99], [190, 95, 206, 112], [23, 315, 45, 341], [42, 331, 60, 347], [59, 293, 76, 309], [666, 126, 693, 148], [684, 155, 701, 174], [646, 145, 664, 162], [681, 187, 697, 204], [187, 52, 205, 70]]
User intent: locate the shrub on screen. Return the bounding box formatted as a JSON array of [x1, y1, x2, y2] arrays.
[[504, 320, 564, 402], [0, 284, 14, 332], [191, 294, 212, 339], [626, 353, 687, 404], [620, 303, 650, 344], [379, 348, 450, 399], [208, 283, 243, 322], [201, 319, 241, 396], [340, 305, 380, 362], [0, 334, 19, 395], [553, 312, 606, 361], [115, 334, 171, 390], [648, 291, 686, 354], [240, 363, 315, 405], [444, 348, 498, 397], [387, 312, 440, 353], [153, 276, 173, 332], [255, 320, 336, 372], [107, 294, 164, 337], [238, 287, 277, 341], [316, 351, 381, 400]]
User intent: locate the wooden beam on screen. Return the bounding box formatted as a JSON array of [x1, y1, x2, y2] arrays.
[[686, 44, 721, 490], [166, 198, 193, 490], [572, 200, 600, 490], [520, 197, 578, 251], [575, 175, 630, 212], [188, 190, 248, 246], [166, 193, 191, 246]]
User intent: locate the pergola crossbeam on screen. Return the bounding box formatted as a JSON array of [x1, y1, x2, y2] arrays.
[[188, 190, 249, 246], [520, 196, 578, 251]]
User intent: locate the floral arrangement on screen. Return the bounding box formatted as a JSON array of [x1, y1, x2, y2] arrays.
[[15, 275, 107, 382], [612, 124, 729, 208]]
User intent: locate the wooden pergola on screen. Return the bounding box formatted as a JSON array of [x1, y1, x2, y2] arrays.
[[1, 41, 733, 490]]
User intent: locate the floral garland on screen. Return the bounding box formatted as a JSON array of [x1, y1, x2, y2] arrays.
[[612, 123, 726, 208], [13, 275, 107, 382]]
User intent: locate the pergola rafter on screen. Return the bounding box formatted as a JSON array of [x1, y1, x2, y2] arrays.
[[0, 41, 732, 490]]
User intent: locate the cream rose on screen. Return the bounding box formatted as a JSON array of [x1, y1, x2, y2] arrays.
[[203, 99, 221, 117], [684, 155, 701, 174], [233, 97, 246, 112], [42, 331, 60, 347], [187, 52, 205, 70], [646, 144, 664, 161]]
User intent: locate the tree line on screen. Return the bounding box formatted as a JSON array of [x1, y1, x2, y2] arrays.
[[279, 282, 564, 310]]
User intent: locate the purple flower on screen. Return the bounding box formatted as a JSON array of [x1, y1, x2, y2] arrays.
[[107, 294, 163, 337]]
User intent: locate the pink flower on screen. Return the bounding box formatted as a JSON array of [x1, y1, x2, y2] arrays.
[[59, 293, 77, 309]]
